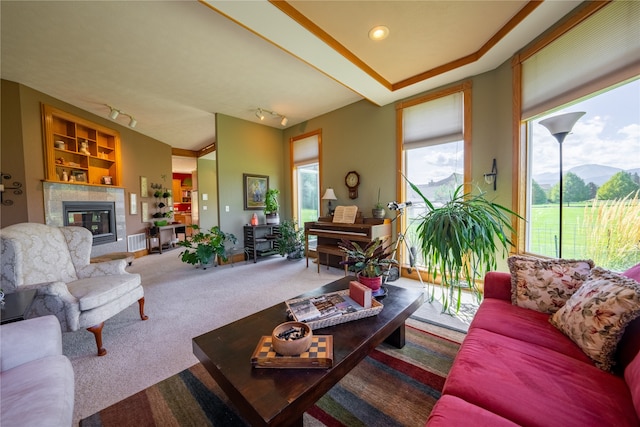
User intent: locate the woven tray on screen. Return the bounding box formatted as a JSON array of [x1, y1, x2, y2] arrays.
[[286, 289, 383, 330]]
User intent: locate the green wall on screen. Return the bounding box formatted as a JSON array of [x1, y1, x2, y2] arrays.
[[2, 56, 516, 271], [0, 79, 173, 235], [216, 114, 286, 240]]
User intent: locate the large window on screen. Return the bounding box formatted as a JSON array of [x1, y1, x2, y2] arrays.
[[290, 131, 321, 228], [526, 80, 640, 270], [396, 83, 471, 272], [516, 1, 640, 270]]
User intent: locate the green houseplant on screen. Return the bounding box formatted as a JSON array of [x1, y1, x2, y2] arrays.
[[177, 225, 237, 269], [339, 238, 397, 294], [407, 179, 520, 312], [264, 188, 280, 225], [276, 219, 304, 260]]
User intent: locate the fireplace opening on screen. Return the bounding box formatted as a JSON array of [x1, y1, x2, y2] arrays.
[[63, 201, 116, 246]]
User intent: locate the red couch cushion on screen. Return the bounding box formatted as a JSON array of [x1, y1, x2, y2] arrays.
[[427, 395, 519, 427], [469, 299, 592, 363], [443, 328, 639, 427]]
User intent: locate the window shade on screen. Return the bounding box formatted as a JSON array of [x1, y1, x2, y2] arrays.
[[522, 1, 640, 119], [292, 135, 318, 164], [403, 92, 463, 149]]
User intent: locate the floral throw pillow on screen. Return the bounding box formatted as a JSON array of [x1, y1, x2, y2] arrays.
[[549, 267, 640, 371], [508, 255, 594, 314]]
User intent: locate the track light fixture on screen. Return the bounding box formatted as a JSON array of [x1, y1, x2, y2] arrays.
[[255, 107, 288, 127], [106, 105, 138, 128]]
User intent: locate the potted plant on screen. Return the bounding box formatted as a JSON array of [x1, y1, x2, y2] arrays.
[[276, 219, 304, 260], [407, 179, 520, 312], [177, 225, 237, 269], [264, 188, 280, 225], [339, 238, 397, 295], [372, 188, 385, 219]]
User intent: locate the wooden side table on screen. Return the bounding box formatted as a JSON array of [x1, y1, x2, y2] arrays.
[[1, 289, 37, 324]]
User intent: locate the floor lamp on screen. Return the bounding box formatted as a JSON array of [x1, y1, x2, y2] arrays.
[[539, 111, 585, 258]]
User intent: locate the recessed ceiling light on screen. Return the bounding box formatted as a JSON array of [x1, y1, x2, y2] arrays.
[[368, 25, 389, 41]]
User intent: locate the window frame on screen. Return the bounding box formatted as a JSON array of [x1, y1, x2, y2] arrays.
[[289, 129, 322, 225], [395, 81, 472, 279]]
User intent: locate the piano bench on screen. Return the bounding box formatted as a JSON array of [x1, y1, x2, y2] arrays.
[[315, 244, 348, 276]]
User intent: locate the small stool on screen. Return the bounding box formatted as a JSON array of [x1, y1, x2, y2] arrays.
[[315, 244, 348, 276], [90, 252, 135, 266]]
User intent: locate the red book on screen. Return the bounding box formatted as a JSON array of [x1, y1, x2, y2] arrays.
[[349, 281, 372, 309]]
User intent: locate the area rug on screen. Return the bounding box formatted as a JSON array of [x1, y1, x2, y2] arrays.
[[80, 325, 460, 427]]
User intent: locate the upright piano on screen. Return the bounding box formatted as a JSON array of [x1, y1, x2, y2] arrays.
[[304, 217, 392, 269]]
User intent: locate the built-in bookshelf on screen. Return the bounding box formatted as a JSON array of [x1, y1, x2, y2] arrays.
[[42, 104, 122, 187]]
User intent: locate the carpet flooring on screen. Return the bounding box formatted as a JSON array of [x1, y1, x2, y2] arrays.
[[80, 325, 460, 427]]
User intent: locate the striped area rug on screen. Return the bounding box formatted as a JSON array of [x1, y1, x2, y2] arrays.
[[80, 325, 460, 427]]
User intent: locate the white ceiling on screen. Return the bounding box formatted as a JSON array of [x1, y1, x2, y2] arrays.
[[1, 0, 581, 153]]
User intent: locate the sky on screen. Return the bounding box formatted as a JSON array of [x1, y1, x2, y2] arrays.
[[531, 78, 640, 177], [408, 78, 640, 185]]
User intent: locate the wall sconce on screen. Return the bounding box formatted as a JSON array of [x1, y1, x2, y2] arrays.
[[106, 105, 137, 128], [0, 172, 24, 206], [255, 107, 288, 127], [322, 188, 337, 216], [484, 158, 498, 191]]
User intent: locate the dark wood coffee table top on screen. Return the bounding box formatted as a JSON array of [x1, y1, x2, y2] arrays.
[[192, 276, 424, 427]]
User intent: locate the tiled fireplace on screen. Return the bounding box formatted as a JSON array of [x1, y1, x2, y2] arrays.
[[43, 182, 126, 257]]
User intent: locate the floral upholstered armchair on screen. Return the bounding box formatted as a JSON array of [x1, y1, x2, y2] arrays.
[[0, 223, 148, 356]]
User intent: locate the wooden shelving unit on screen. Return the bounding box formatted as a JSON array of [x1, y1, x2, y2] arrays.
[[244, 225, 280, 263], [42, 104, 122, 186]]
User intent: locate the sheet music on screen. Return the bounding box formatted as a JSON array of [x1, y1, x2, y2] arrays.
[[332, 205, 358, 224]]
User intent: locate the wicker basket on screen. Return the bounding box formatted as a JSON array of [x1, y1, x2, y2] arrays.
[[286, 289, 383, 330]]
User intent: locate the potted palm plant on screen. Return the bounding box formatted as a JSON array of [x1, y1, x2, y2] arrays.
[[276, 219, 304, 260], [407, 179, 520, 312], [264, 188, 280, 225], [339, 238, 397, 295], [177, 225, 237, 269]]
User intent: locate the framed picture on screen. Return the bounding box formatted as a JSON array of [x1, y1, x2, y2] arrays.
[[102, 176, 113, 185], [243, 173, 268, 210], [141, 202, 149, 222], [140, 176, 148, 197], [130, 193, 137, 215], [71, 171, 86, 182]]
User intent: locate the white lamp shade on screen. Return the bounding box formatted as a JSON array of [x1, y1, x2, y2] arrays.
[[109, 109, 119, 120], [322, 188, 337, 200], [539, 112, 585, 136]]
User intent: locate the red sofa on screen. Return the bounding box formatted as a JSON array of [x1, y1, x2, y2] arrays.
[[427, 265, 640, 427]]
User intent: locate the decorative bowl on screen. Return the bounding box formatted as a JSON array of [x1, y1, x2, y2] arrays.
[[271, 321, 312, 356]]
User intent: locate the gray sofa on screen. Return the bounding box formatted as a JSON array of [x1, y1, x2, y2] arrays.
[[1, 315, 74, 426]]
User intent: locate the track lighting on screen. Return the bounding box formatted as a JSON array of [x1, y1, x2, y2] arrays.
[[255, 107, 288, 127], [109, 107, 120, 120], [106, 105, 138, 128]]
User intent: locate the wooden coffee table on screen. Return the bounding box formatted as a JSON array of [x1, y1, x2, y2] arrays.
[[193, 276, 424, 427]]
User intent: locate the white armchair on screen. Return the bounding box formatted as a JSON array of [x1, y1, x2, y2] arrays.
[[0, 223, 148, 356], [1, 315, 74, 426]]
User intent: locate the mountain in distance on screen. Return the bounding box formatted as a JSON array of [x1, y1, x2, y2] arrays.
[[409, 173, 463, 203], [533, 164, 635, 187]]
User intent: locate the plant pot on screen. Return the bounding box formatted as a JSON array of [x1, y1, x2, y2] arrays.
[[372, 208, 385, 219], [265, 212, 280, 225], [357, 274, 382, 292]]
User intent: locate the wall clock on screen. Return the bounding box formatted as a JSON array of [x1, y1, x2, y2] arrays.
[[345, 170, 360, 199]]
